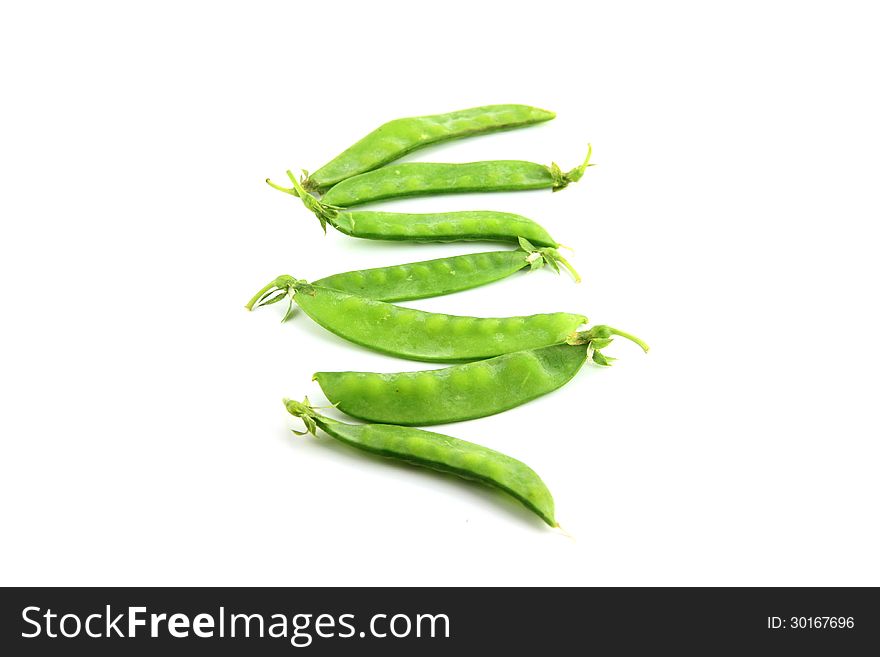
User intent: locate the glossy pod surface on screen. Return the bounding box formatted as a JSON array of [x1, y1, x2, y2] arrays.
[[314, 343, 590, 425], [305, 104, 555, 192], [332, 209, 559, 247], [321, 155, 589, 207], [293, 285, 585, 363], [285, 399, 556, 526], [314, 250, 534, 302]]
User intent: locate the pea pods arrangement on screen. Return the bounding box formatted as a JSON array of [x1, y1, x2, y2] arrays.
[[249, 104, 647, 528], [269, 173, 562, 246]]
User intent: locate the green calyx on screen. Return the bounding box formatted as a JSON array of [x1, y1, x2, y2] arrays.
[[284, 396, 339, 436], [549, 144, 594, 191], [566, 324, 649, 366], [245, 274, 316, 322], [283, 396, 320, 436], [518, 237, 581, 282], [266, 170, 342, 233]]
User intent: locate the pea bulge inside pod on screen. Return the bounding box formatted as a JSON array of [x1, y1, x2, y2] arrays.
[[313, 326, 649, 425], [313, 249, 532, 302]]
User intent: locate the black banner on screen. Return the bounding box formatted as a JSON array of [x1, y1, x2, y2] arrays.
[[1, 587, 877, 654]]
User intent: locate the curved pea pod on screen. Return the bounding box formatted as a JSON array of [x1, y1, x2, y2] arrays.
[[313, 326, 649, 425], [300, 104, 556, 193], [284, 397, 557, 527], [314, 238, 580, 303], [269, 173, 562, 247], [246, 276, 587, 363]]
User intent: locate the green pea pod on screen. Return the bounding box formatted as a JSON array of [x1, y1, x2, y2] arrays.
[[313, 326, 649, 425], [284, 397, 557, 527], [269, 173, 561, 247], [301, 104, 556, 193], [314, 239, 579, 303], [246, 277, 587, 363], [320, 148, 593, 207], [272, 146, 592, 208]]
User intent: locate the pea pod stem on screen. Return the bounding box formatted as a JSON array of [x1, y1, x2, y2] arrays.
[[549, 143, 593, 191], [265, 175, 297, 196], [566, 325, 649, 366], [245, 275, 309, 312], [603, 327, 650, 353], [266, 171, 341, 233], [519, 237, 581, 283], [245, 279, 284, 310], [554, 252, 581, 282], [245, 275, 313, 322]]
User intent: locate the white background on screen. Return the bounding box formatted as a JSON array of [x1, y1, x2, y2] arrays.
[[2, 1, 878, 586]]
